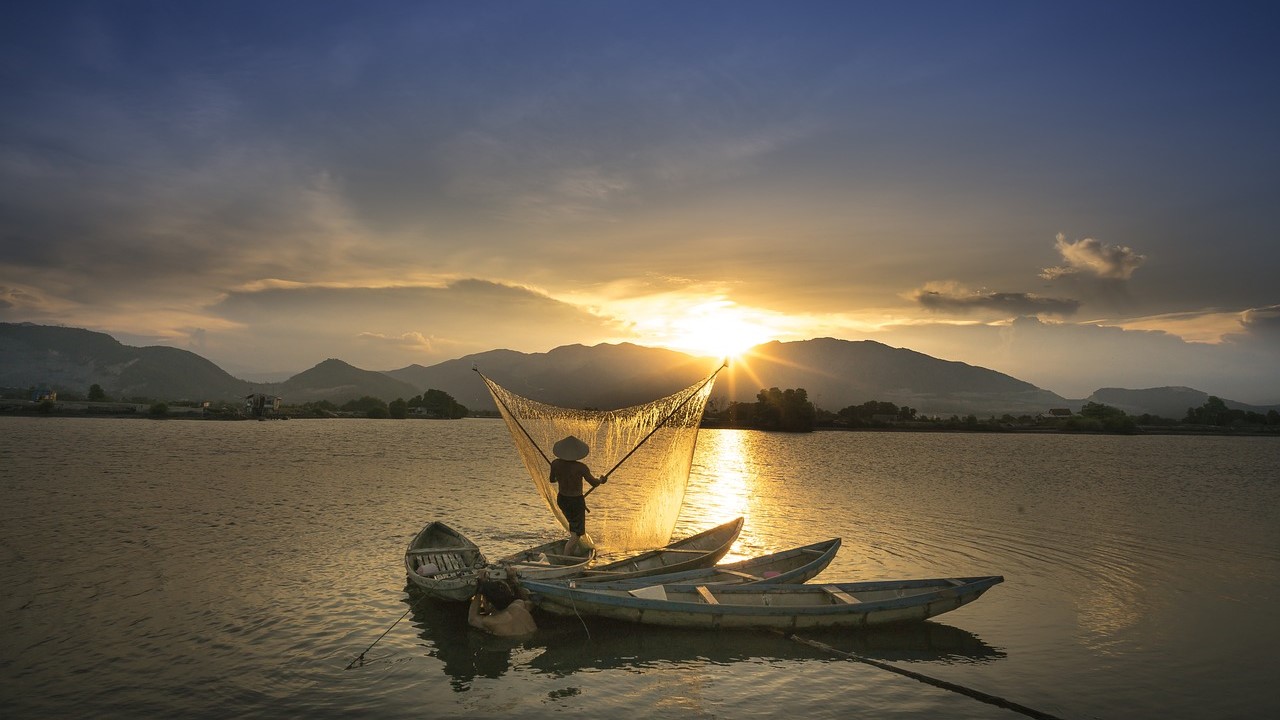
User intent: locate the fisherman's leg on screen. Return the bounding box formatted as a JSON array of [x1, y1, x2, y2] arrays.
[[562, 495, 588, 555], [556, 493, 578, 554]]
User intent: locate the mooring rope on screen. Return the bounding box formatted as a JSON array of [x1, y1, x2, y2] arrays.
[[565, 583, 593, 641], [777, 631, 1067, 720], [346, 606, 412, 670]]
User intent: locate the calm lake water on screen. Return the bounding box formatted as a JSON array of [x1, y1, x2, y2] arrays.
[[1, 417, 1277, 719]]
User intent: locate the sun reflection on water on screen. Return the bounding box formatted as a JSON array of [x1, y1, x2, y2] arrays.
[[685, 430, 755, 562]]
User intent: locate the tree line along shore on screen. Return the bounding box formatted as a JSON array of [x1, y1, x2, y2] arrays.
[[4, 384, 1277, 436]]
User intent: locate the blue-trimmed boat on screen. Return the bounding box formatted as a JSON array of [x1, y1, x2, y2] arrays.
[[575, 517, 744, 582], [580, 537, 840, 588], [522, 575, 1004, 629]]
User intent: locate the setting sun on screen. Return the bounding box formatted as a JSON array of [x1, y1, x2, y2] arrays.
[[658, 299, 779, 358]]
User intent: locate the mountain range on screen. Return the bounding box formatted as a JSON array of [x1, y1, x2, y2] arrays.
[[3, 321, 1275, 418]]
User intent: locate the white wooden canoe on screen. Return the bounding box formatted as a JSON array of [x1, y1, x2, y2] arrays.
[[574, 537, 840, 589], [577, 517, 744, 582], [522, 575, 1005, 629], [496, 538, 595, 580], [404, 521, 488, 602]]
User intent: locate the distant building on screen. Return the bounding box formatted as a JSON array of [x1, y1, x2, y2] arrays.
[[245, 393, 282, 418], [1045, 408, 1074, 418], [31, 385, 56, 402]]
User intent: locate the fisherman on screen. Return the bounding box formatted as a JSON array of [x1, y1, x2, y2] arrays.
[[467, 568, 537, 636], [549, 435, 607, 556]]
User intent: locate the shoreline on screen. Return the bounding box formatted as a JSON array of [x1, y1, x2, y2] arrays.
[[4, 405, 1276, 436]]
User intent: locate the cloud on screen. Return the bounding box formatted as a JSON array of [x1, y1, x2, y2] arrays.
[[1239, 305, 1280, 336], [0, 283, 77, 320], [187, 327, 208, 354], [1115, 304, 1280, 347], [1225, 305, 1280, 350], [355, 331, 435, 353], [1112, 308, 1247, 343], [198, 279, 628, 372], [910, 282, 1080, 317], [1041, 234, 1146, 280]]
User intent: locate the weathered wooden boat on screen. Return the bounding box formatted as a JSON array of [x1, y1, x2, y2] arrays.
[[576, 517, 744, 582], [522, 575, 1005, 629], [589, 537, 841, 588], [404, 521, 488, 601], [495, 538, 595, 580]]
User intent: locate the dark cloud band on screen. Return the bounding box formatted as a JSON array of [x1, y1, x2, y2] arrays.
[[913, 288, 1081, 317]]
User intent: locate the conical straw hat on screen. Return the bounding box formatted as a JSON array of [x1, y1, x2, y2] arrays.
[[552, 435, 590, 461]]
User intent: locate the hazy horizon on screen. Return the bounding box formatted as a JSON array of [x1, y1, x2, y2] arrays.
[[3, 2, 1278, 403], [14, 321, 1273, 407]]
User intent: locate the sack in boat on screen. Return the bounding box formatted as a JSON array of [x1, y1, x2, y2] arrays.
[[416, 561, 440, 577]]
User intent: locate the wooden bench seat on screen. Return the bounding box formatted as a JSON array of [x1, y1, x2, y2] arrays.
[[410, 550, 471, 574], [694, 585, 719, 604], [407, 547, 471, 556], [822, 585, 860, 604]]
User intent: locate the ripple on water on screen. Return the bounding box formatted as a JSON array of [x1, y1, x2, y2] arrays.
[[2, 419, 1278, 720]]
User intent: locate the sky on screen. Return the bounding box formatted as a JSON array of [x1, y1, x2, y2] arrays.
[[2, 1, 1279, 403]]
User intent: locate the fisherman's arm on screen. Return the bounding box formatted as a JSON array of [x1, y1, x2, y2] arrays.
[[467, 592, 487, 630], [508, 566, 531, 601], [468, 570, 493, 631]]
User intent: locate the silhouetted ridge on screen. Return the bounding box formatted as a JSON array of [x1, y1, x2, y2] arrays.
[[6, 322, 1275, 416]]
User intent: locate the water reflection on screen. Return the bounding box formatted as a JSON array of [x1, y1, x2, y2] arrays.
[[1071, 529, 1148, 655], [406, 591, 529, 692], [695, 430, 751, 522], [790, 622, 1007, 665], [527, 617, 1003, 676], [687, 430, 755, 561], [409, 578, 1004, 690]]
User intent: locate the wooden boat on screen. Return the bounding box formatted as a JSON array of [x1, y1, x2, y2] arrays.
[[576, 517, 744, 582], [404, 521, 488, 601], [574, 537, 840, 589], [495, 538, 595, 580], [522, 575, 1005, 629]]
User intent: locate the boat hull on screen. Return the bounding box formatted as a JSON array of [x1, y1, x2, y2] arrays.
[[403, 518, 744, 600], [496, 538, 594, 580], [594, 538, 841, 588], [577, 517, 744, 582], [404, 521, 487, 602], [523, 575, 1004, 629]]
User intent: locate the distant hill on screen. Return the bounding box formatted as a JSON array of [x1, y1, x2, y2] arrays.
[[711, 338, 1067, 416], [386, 343, 712, 411], [385, 338, 1067, 415], [6, 321, 1274, 417], [1, 322, 251, 401], [262, 358, 420, 405], [1083, 387, 1280, 419]]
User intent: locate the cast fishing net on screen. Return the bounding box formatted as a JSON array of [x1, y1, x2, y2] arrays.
[[476, 364, 724, 551]]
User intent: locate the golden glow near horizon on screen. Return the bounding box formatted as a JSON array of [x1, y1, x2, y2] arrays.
[[623, 297, 789, 359]]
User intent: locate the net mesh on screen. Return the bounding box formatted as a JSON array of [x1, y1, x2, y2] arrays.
[[478, 366, 722, 551]]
